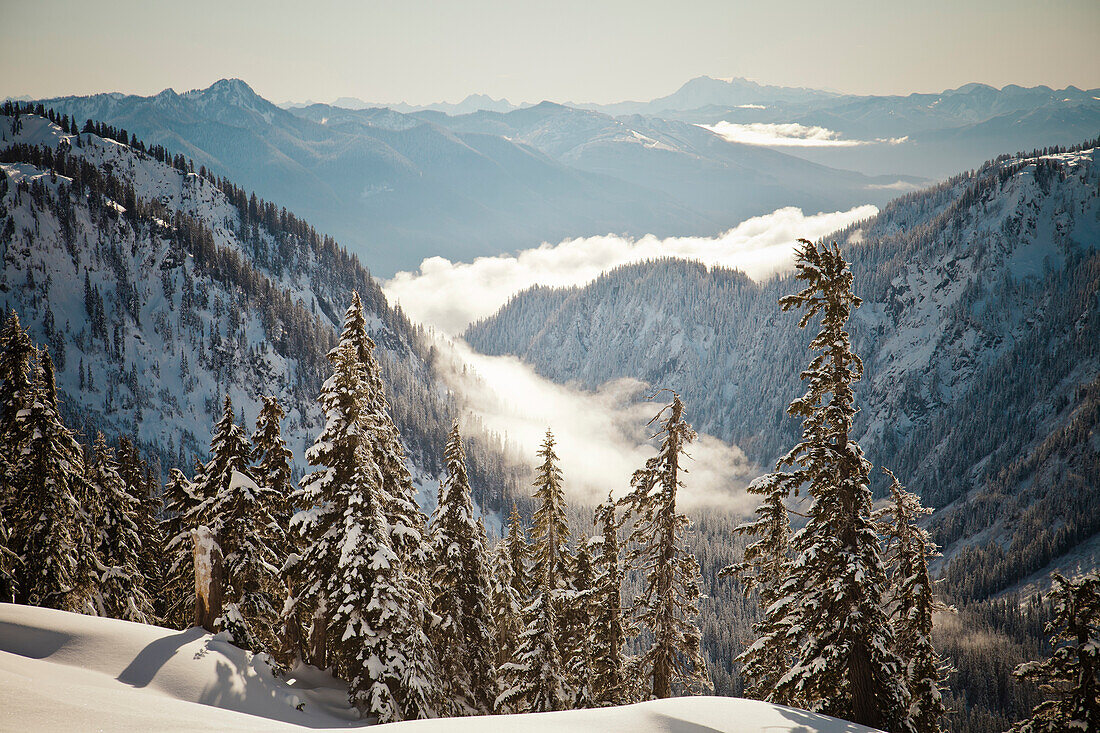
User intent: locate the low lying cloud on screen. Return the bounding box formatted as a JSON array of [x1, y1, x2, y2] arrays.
[[383, 205, 877, 335], [440, 340, 759, 512], [698, 121, 908, 147]]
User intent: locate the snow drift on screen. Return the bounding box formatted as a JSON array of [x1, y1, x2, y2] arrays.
[[0, 603, 881, 731]]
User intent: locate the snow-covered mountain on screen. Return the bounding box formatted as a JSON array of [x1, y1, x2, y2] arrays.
[[0, 111, 520, 507], [466, 141, 1100, 600], [0, 603, 878, 733], [35, 80, 915, 275]]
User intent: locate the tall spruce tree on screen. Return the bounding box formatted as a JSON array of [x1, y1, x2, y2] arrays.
[[0, 311, 32, 603], [428, 421, 496, 715], [620, 392, 706, 700], [878, 469, 951, 733], [87, 433, 155, 622], [531, 429, 570, 591], [116, 437, 163, 618], [286, 337, 440, 722], [161, 467, 198, 628], [488, 505, 530, 682], [590, 494, 633, 707], [496, 436, 571, 713], [192, 397, 282, 652], [11, 352, 83, 609], [1009, 571, 1100, 733], [338, 292, 428, 573], [562, 534, 599, 708], [724, 470, 796, 702], [764, 240, 911, 731]]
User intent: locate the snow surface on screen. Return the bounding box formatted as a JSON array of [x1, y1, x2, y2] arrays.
[[0, 603, 881, 732]]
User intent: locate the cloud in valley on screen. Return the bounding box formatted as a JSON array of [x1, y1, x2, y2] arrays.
[[440, 340, 759, 512], [383, 204, 877, 335], [698, 121, 908, 147]]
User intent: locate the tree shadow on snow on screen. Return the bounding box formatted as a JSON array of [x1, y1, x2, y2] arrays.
[[116, 626, 207, 688], [0, 621, 70, 659], [777, 705, 875, 733]]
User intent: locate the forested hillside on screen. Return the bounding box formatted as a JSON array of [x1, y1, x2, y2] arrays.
[[467, 141, 1100, 603], [0, 108, 522, 509]]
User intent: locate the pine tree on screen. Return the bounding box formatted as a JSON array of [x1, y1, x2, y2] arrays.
[[286, 339, 440, 722], [878, 469, 951, 733], [428, 421, 496, 715], [590, 494, 633, 707], [1009, 571, 1100, 733], [87, 433, 155, 622], [0, 311, 32, 603], [11, 351, 83, 609], [161, 467, 199, 628], [765, 240, 911, 731], [620, 393, 706, 700], [723, 470, 796, 701]]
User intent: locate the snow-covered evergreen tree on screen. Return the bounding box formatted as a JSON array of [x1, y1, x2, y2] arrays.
[[496, 437, 572, 713], [496, 576, 570, 713], [1009, 571, 1100, 733], [531, 429, 570, 592], [878, 468, 951, 733], [339, 291, 428, 573], [488, 504, 529, 684], [428, 420, 496, 715], [10, 351, 83, 609], [116, 437, 163, 617], [590, 494, 633, 707], [192, 396, 282, 652], [561, 533, 599, 707], [161, 468, 198, 628], [252, 394, 294, 554], [86, 433, 156, 622], [286, 338, 440, 722], [620, 393, 706, 700], [766, 240, 911, 731], [724, 471, 795, 702]]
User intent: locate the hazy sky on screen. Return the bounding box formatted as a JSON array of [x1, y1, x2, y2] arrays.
[[2, 0, 1098, 104]]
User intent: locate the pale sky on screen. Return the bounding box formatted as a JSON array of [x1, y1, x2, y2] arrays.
[[2, 0, 1098, 104]]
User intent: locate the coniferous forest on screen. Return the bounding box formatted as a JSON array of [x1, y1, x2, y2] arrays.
[[0, 97, 1097, 733]]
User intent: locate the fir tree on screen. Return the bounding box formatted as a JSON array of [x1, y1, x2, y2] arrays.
[[620, 393, 706, 699], [765, 240, 911, 731], [286, 339, 440, 722], [1009, 571, 1100, 733], [590, 494, 633, 707], [878, 468, 951, 733], [87, 433, 155, 622], [117, 437, 163, 618], [252, 395, 294, 552], [428, 421, 496, 715], [496, 438, 572, 713], [531, 429, 570, 592], [161, 467, 198, 628], [561, 533, 599, 707], [193, 397, 282, 652], [496, 576, 570, 713], [339, 292, 427, 572], [11, 351, 83, 609], [723, 470, 796, 702], [488, 505, 529, 682]]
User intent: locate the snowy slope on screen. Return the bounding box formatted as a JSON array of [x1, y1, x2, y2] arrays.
[[0, 604, 880, 733], [0, 113, 470, 499]]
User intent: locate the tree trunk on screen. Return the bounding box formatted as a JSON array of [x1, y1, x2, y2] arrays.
[[192, 526, 223, 632]]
